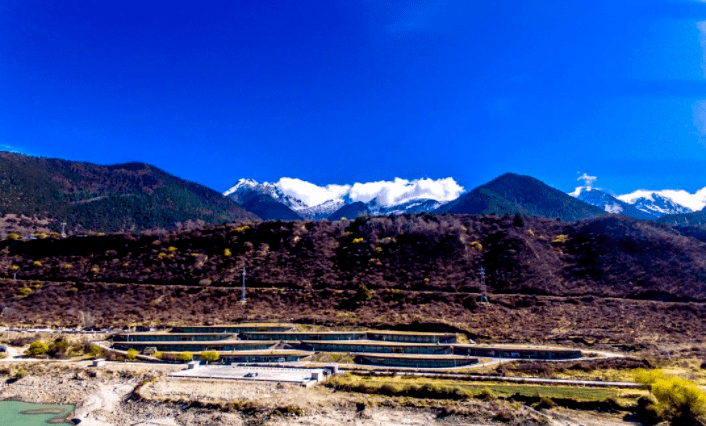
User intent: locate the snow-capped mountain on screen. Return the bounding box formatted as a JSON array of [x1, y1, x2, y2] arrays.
[[223, 177, 463, 220], [616, 191, 695, 217], [569, 187, 658, 220]]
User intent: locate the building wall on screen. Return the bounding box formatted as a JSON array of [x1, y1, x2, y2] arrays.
[[302, 342, 452, 354], [355, 355, 477, 368], [454, 346, 582, 359]]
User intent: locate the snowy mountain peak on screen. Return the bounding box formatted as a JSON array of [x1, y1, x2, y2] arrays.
[[224, 177, 464, 220], [616, 191, 698, 217], [568, 186, 657, 220]]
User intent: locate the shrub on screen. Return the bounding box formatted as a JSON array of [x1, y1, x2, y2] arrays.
[[513, 212, 525, 227], [48, 337, 70, 358], [88, 344, 104, 358], [223, 248, 232, 257], [32, 260, 42, 267], [552, 234, 568, 244], [18, 287, 32, 296], [200, 351, 219, 364], [14, 367, 27, 380], [475, 388, 496, 400], [126, 349, 138, 361], [10, 265, 18, 271], [6, 233, 19, 241], [154, 352, 163, 359], [352, 238, 364, 244], [27, 341, 49, 356], [177, 352, 193, 363], [470, 241, 483, 250], [652, 376, 706, 425], [635, 369, 706, 425]]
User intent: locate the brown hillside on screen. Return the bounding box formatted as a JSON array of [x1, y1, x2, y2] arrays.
[[2, 214, 706, 302]]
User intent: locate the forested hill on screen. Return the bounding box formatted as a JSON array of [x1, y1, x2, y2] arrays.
[[2, 213, 706, 302], [435, 173, 606, 221], [0, 152, 256, 232]]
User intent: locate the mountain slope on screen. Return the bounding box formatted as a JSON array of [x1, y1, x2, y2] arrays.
[[436, 173, 606, 221], [239, 193, 303, 221], [657, 208, 706, 227], [0, 152, 256, 232], [3, 214, 706, 302], [328, 201, 369, 221], [570, 187, 657, 220]]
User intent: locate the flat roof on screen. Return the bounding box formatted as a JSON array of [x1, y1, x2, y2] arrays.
[[302, 340, 452, 348], [173, 323, 294, 328], [170, 365, 325, 384], [356, 354, 475, 360], [161, 350, 311, 356], [114, 340, 278, 346], [455, 344, 581, 351], [241, 331, 366, 335], [113, 332, 235, 336], [367, 331, 457, 336]]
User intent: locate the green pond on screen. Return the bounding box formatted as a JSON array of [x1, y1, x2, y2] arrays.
[[0, 401, 74, 425]]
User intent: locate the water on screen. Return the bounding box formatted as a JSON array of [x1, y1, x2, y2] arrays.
[[0, 401, 74, 425]]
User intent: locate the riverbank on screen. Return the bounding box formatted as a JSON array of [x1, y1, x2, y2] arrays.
[[0, 361, 637, 426]]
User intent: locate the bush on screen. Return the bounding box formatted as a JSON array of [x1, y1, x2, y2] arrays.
[[200, 351, 219, 363], [26, 341, 48, 357], [634, 369, 706, 425], [126, 349, 138, 361], [177, 352, 193, 363], [48, 337, 70, 358], [14, 367, 27, 380], [88, 344, 104, 358]]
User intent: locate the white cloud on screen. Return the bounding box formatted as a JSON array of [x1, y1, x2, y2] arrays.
[[274, 177, 465, 208], [618, 188, 706, 212], [348, 177, 464, 207], [275, 178, 351, 207], [577, 173, 597, 188]]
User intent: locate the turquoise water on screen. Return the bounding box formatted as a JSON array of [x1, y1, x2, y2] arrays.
[[0, 401, 73, 425]]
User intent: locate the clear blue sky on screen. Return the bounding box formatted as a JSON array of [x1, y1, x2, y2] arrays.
[[2, 0, 706, 195]]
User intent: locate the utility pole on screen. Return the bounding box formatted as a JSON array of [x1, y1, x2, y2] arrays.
[[240, 267, 246, 303], [479, 266, 489, 304]]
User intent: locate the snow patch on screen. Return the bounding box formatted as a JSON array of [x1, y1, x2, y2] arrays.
[[617, 188, 706, 212]]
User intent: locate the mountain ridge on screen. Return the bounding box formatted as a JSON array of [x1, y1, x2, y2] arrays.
[[0, 152, 256, 232]]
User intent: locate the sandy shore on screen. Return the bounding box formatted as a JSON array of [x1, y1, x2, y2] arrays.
[[0, 361, 635, 426]]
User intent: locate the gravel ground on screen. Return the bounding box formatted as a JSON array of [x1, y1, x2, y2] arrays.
[[0, 361, 638, 426]]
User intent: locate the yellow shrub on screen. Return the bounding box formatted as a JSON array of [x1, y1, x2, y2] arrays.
[[552, 234, 568, 244], [6, 233, 19, 241], [10, 265, 18, 271], [63, 264, 73, 269], [352, 237, 364, 244], [471, 241, 483, 251], [168, 246, 177, 252], [526, 229, 535, 236], [223, 248, 232, 257], [32, 260, 42, 267]]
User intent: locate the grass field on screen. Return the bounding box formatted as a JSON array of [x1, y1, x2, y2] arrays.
[[328, 373, 646, 403]]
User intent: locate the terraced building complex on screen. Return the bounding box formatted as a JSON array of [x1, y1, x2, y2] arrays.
[[110, 323, 583, 368]]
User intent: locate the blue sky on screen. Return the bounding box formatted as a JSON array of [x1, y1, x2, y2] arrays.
[[2, 0, 706, 195]]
